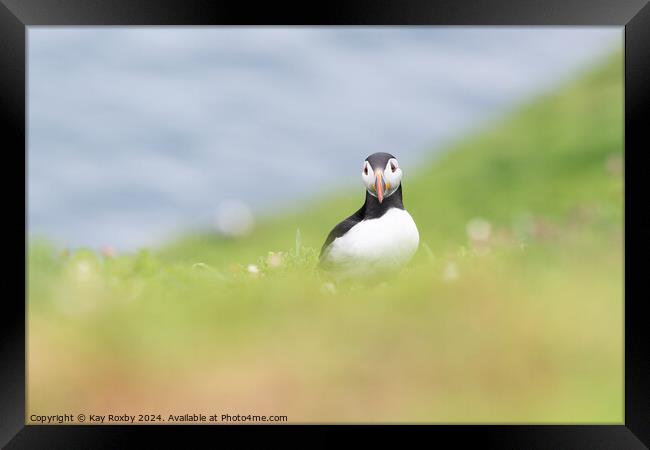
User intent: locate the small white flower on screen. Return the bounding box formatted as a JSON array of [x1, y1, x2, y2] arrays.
[[69, 260, 98, 284], [247, 264, 260, 275], [214, 200, 254, 237], [266, 252, 283, 268], [466, 217, 492, 242], [74, 261, 93, 282]]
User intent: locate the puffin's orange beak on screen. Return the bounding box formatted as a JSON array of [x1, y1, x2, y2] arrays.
[[375, 170, 384, 203]]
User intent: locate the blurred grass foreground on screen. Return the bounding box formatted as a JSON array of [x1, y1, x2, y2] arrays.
[[28, 53, 623, 423]]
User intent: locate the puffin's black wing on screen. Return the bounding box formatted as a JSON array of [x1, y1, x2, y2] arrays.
[[319, 206, 365, 263]]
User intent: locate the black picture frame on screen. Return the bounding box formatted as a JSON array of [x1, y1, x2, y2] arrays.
[[2, 0, 648, 447]]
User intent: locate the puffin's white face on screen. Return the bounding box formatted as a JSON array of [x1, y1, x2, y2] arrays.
[[362, 157, 402, 203]]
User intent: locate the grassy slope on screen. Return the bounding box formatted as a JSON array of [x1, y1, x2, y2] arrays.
[[159, 54, 623, 268], [28, 53, 623, 423]]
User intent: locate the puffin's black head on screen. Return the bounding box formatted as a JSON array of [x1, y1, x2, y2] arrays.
[[362, 152, 402, 204]]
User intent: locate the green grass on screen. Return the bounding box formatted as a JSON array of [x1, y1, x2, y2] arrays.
[[28, 52, 623, 423]]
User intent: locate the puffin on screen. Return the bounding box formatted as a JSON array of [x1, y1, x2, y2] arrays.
[[319, 152, 419, 278]]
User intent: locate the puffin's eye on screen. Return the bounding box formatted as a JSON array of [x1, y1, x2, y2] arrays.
[[390, 161, 397, 173], [363, 164, 369, 175]]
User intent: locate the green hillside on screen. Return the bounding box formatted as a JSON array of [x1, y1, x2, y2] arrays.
[[159, 54, 622, 268], [28, 52, 623, 423]]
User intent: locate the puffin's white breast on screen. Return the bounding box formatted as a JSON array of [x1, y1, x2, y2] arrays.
[[324, 208, 419, 274]]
